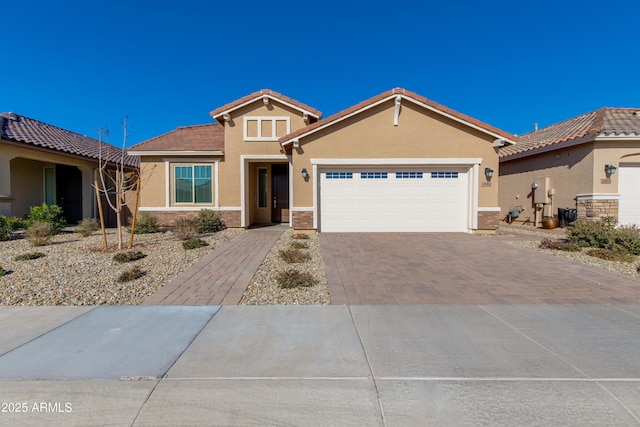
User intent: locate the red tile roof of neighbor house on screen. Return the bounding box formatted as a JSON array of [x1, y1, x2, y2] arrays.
[[500, 108, 640, 158], [128, 123, 224, 153], [279, 88, 517, 146], [209, 89, 322, 120], [0, 112, 138, 168]]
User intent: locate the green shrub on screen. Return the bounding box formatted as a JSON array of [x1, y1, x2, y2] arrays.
[[609, 225, 640, 255], [74, 218, 100, 237], [117, 266, 145, 283], [26, 221, 53, 246], [133, 212, 160, 234], [292, 233, 310, 240], [0, 266, 7, 277], [279, 248, 311, 264], [195, 209, 226, 234], [539, 238, 582, 252], [0, 215, 10, 241], [567, 219, 615, 248], [7, 216, 29, 231], [173, 218, 199, 240], [276, 269, 318, 289], [586, 248, 636, 263], [28, 204, 66, 234], [113, 250, 146, 263], [183, 238, 209, 250], [14, 252, 45, 261], [290, 241, 310, 250]]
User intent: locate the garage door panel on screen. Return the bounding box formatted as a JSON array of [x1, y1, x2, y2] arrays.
[[619, 165, 640, 226], [320, 167, 469, 232]]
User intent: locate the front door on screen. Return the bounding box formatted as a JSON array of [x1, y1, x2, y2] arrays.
[[271, 164, 289, 223], [56, 165, 83, 225]]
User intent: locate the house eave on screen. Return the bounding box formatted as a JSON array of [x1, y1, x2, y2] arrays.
[[127, 150, 224, 156], [281, 94, 517, 147], [211, 94, 320, 122], [499, 135, 594, 162]]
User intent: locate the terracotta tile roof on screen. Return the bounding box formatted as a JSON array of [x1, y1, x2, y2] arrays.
[[0, 112, 138, 167], [210, 89, 322, 120], [279, 88, 517, 146], [500, 108, 640, 158], [128, 123, 224, 153]]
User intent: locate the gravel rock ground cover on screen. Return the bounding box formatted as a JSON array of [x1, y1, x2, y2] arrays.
[[240, 230, 330, 305], [0, 228, 244, 305], [490, 226, 640, 278]]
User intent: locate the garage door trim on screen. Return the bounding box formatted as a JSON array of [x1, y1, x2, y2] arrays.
[[310, 158, 482, 231]]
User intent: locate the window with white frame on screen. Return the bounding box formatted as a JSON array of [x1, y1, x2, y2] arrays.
[[174, 165, 213, 204], [244, 116, 290, 141]]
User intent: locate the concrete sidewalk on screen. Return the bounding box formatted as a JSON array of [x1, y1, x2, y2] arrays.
[[1, 305, 639, 426]]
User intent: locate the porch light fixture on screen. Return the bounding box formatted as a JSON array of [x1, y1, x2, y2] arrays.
[[605, 164, 617, 177], [484, 167, 494, 181], [531, 182, 538, 190], [301, 168, 309, 179]]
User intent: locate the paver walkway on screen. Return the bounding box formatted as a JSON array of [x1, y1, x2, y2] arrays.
[[320, 232, 640, 305], [143, 228, 283, 305]]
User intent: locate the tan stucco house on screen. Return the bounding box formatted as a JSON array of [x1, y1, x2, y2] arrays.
[[0, 112, 137, 226], [499, 108, 640, 226], [128, 88, 516, 232]]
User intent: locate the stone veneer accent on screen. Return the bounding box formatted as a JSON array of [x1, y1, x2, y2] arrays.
[[292, 211, 314, 230], [576, 198, 619, 221], [477, 210, 500, 230], [142, 210, 242, 228]]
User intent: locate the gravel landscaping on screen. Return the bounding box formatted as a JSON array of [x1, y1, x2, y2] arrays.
[[490, 225, 640, 278], [0, 228, 244, 305], [240, 230, 329, 305]]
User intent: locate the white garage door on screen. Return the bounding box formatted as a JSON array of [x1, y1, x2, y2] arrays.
[[320, 168, 469, 232], [618, 164, 640, 226]]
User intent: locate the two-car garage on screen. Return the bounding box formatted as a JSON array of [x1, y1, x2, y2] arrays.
[[318, 165, 472, 232]]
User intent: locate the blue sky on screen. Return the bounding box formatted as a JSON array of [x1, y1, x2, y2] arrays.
[[2, 1, 639, 146]]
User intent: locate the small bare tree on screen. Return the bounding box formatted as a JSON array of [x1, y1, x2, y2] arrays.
[[95, 117, 140, 250]]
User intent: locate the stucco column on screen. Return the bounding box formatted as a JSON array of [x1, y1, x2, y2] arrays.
[[0, 153, 14, 216]]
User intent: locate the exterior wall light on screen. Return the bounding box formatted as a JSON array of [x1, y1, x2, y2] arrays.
[[531, 182, 538, 189], [484, 167, 494, 181], [605, 164, 617, 177], [301, 168, 309, 179]]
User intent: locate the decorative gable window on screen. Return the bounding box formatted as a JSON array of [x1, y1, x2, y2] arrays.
[[244, 117, 290, 141]]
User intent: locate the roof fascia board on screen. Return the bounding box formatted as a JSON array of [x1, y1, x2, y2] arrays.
[[282, 94, 516, 146], [499, 135, 594, 162], [212, 95, 320, 120], [127, 150, 224, 156], [406, 96, 517, 144], [281, 96, 395, 146], [1, 137, 130, 166], [595, 135, 640, 141]]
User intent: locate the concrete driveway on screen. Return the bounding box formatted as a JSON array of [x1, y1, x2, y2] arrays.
[[320, 233, 640, 305]]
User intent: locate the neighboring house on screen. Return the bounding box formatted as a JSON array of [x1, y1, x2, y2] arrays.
[[0, 112, 138, 226], [499, 108, 640, 226], [129, 88, 516, 232]]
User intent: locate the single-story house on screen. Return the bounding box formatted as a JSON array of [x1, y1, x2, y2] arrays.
[[499, 108, 640, 226], [0, 112, 138, 226], [128, 88, 517, 232]]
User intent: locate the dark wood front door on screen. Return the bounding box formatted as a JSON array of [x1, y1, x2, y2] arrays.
[[271, 164, 289, 223], [56, 165, 83, 225]]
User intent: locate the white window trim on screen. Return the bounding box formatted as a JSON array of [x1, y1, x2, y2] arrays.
[[164, 159, 219, 207], [243, 116, 290, 141]]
